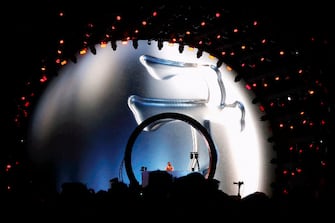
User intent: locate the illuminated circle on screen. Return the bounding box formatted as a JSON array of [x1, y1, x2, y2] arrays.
[[124, 112, 218, 187]]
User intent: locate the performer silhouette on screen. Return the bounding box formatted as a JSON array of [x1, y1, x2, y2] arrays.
[[165, 161, 174, 171]]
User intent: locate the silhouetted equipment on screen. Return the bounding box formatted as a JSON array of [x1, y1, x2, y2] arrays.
[[233, 181, 244, 197]]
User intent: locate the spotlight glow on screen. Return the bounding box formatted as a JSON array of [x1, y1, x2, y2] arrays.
[[29, 40, 275, 198]]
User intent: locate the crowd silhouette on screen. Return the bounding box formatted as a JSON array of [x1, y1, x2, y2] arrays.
[[2, 171, 333, 221]]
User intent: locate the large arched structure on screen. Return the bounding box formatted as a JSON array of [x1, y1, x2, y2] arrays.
[[8, 2, 331, 199]]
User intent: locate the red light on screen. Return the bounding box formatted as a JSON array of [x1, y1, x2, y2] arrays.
[[245, 84, 252, 90], [40, 75, 48, 83], [259, 105, 265, 112]]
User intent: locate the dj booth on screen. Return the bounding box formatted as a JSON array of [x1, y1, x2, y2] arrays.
[[141, 170, 195, 187]]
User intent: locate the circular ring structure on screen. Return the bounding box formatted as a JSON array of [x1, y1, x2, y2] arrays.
[[124, 112, 217, 187]]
